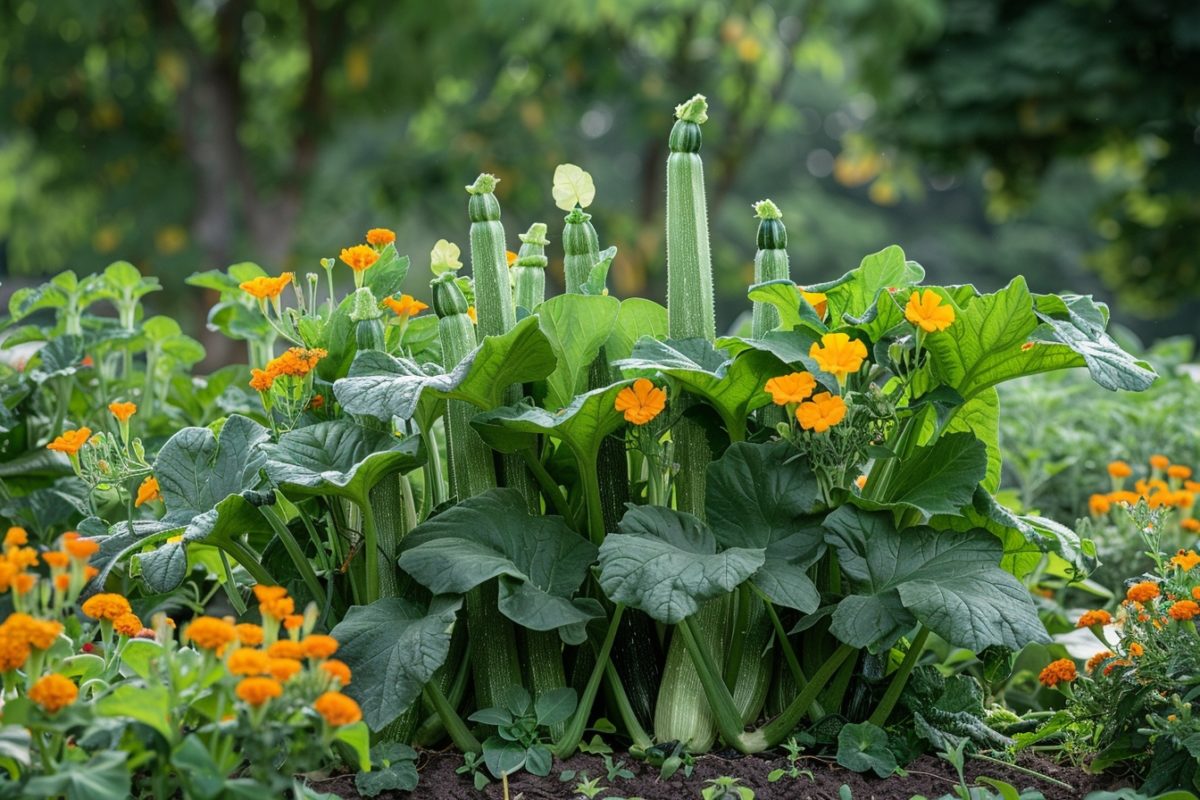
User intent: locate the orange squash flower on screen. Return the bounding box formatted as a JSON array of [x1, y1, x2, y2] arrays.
[[240, 273, 294, 300], [339, 245, 379, 272], [383, 294, 429, 319], [108, 401, 137, 422], [366, 228, 396, 247], [47, 428, 92, 456], [1038, 658, 1077, 688], [506, 250, 519, 267], [764, 372, 816, 406], [135, 476, 161, 507], [795, 392, 847, 433], [799, 289, 827, 318], [809, 333, 867, 383], [615, 379, 667, 425], [905, 289, 956, 333]]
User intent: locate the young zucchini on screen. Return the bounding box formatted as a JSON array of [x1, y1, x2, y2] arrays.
[[511, 222, 549, 313], [751, 199, 790, 338], [465, 174, 515, 339]]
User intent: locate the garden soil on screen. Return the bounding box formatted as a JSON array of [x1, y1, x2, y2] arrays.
[[315, 749, 1127, 799]]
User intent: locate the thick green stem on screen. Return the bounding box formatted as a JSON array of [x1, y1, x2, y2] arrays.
[[217, 539, 275, 586], [868, 625, 930, 727], [520, 450, 580, 530], [368, 477, 409, 599], [603, 662, 653, 750], [580, 464, 607, 547], [259, 501, 328, 609], [553, 604, 625, 758], [753, 643, 855, 749], [562, 207, 600, 295], [424, 681, 481, 754], [751, 199, 790, 337], [754, 585, 824, 720]]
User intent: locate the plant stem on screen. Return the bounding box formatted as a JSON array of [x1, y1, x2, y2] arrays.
[[603, 662, 653, 750], [357, 499, 381, 604], [520, 449, 580, 531], [554, 604, 626, 758], [218, 551, 247, 615], [259, 500, 328, 609], [723, 584, 751, 690], [580, 462, 608, 547], [423, 681, 480, 754], [868, 625, 930, 727], [752, 585, 824, 720], [217, 539, 275, 586], [967, 752, 1074, 791]]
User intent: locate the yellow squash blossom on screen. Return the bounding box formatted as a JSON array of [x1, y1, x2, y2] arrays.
[[47, 428, 92, 456], [905, 289, 956, 333], [135, 476, 161, 507], [764, 372, 816, 406], [383, 294, 429, 319], [809, 333, 867, 383], [614, 379, 667, 425], [799, 289, 827, 319], [339, 245, 379, 272], [108, 401, 137, 422], [239, 273, 294, 300], [795, 392, 847, 433]]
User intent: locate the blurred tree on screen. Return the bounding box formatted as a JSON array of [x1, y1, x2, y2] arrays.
[[856, 0, 1200, 313]]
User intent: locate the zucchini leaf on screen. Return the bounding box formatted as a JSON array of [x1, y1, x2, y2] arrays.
[[851, 432, 987, 520], [536, 294, 620, 409]]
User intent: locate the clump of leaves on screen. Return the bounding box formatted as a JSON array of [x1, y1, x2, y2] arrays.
[[468, 685, 578, 779], [355, 742, 419, 797], [767, 737, 813, 783], [700, 775, 755, 800]]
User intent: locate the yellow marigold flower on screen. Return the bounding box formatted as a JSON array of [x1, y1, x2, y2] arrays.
[[366, 228, 396, 247], [235, 623, 264, 647], [113, 612, 143, 638], [249, 368, 275, 393], [28, 673, 77, 713], [1088, 494, 1112, 516], [4, 527, 27, 548], [383, 294, 429, 319], [1076, 609, 1112, 628], [1038, 658, 1077, 688], [82, 593, 132, 622], [135, 476, 161, 507], [466, 306, 477, 324], [809, 333, 868, 383], [1169, 600, 1200, 621], [47, 428, 92, 456], [267, 657, 302, 682], [339, 245, 379, 272], [236, 676, 282, 707], [1127, 581, 1161, 603], [65, 537, 99, 561], [796, 392, 848, 434], [1128, 642, 1145, 657], [1150, 454, 1170, 471], [799, 289, 827, 318], [614, 379, 667, 425], [1107, 461, 1132, 479], [1085, 650, 1114, 673], [321, 659, 352, 685], [267, 640, 304, 660], [108, 401, 137, 422], [904, 289, 956, 333], [1171, 549, 1200, 571], [185, 617, 237, 652], [240, 273, 294, 300], [302, 635, 339, 660], [314, 691, 362, 726], [42, 552, 70, 570], [227, 647, 270, 676], [1169, 465, 1193, 480], [506, 250, 518, 267], [764, 372, 816, 406]]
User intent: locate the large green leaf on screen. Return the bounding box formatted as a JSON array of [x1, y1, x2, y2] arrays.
[[471, 381, 631, 466], [1030, 293, 1156, 391], [836, 722, 897, 778], [823, 505, 1049, 653], [706, 442, 826, 612], [854, 432, 987, 519], [717, 328, 838, 390], [808, 245, 925, 327], [537, 294, 620, 409], [334, 315, 555, 420], [944, 389, 1002, 493], [398, 490, 600, 644], [95, 684, 173, 742], [614, 337, 784, 438], [23, 751, 132, 800], [363, 246, 410, 300], [604, 298, 668, 362], [596, 505, 765, 624], [263, 420, 424, 504], [330, 596, 462, 731], [745, 280, 824, 333]]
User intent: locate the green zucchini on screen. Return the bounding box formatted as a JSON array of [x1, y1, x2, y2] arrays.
[[563, 206, 601, 295], [751, 199, 789, 338], [512, 222, 549, 313], [465, 174, 514, 339]]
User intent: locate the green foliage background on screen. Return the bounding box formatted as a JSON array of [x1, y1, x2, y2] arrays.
[[2, 0, 1197, 353]]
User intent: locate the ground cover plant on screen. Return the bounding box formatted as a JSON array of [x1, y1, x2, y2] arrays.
[[0, 94, 1182, 798]]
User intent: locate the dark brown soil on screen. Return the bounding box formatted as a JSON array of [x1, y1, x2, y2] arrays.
[[311, 748, 1128, 800]]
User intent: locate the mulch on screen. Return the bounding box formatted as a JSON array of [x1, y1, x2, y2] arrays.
[[312, 748, 1130, 800]]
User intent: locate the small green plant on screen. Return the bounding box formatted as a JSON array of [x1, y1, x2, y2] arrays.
[[355, 742, 419, 797], [468, 685, 578, 779], [602, 754, 635, 782], [456, 751, 490, 791], [767, 736, 813, 783], [644, 740, 694, 781], [571, 774, 607, 799], [701, 775, 755, 800]]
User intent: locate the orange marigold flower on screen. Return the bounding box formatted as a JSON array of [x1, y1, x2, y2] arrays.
[[314, 691, 362, 726], [905, 289, 956, 333], [0, 625, 30, 672], [83, 566, 98, 580], [264, 347, 326, 379], [283, 614, 304, 631], [796, 392, 848, 434], [1168, 465, 1193, 480], [383, 294, 429, 319], [1192, 586, 1200, 601], [366, 228, 396, 247], [1150, 454, 1170, 471], [1171, 549, 1200, 571], [249, 368, 275, 393], [1086, 650, 1114, 673], [64, 537, 99, 561], [764, 372, 816, 406], [108, 401, 137, 422], [809, 333, 868, 383], [614, 379, 667, 425], [1168, 600, 1200, 621], [227, 647, 269, 676], [47, 428, 92, 456], [1187, 480, 1200, 493], [4, 527, 27, 548], [1088, 494, 1112, 516], [1108, 490, 1140, 506], [135, 476, 161, 507], [113, 613, 143, 638], [339, 245, 379, 272], [1076, 609, 1112, 628], [54, 574, 70, 592], [185, 617, 237, 651], [1103, 658, 1132, 676], [302, 634, 339, 660], [1128, 642, 1145, 657], [321, 659, 352, 685], [1127, 581, 1161, 603], [260, 597, 294, 621], [799, 289, 827, 318], [7, 615, 63, 650], [82, 593, 132, 622], [254, 585, 288, 602], [1038, 658, 1077, 688], [13, 574, 36, 594], [9, 546, 39, 569], [1107, 460, 1132, 479], [236, 677, 283, 707], [267, 640, 304, 660], [267, 657, 302, 682], [235, 623, 264, 647], [240, 273, 294, 300], [28, 673, 77, 713], [42, 552, 70, 570]]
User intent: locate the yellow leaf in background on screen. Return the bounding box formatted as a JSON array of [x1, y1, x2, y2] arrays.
[[552, 163, 595, 212], [430, 238, 462, 274]]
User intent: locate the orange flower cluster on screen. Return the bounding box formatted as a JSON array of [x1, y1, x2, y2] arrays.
[[0, 613, 64, 672], [1076, 609, 1113, 628], [765, 372, 816, 406], [1038, 658, 1077, 688], [1091, 455, 1200, 531], [0, 528, 41, 596], [28, 673, 78, 713], [249, 347, 327, 392]]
